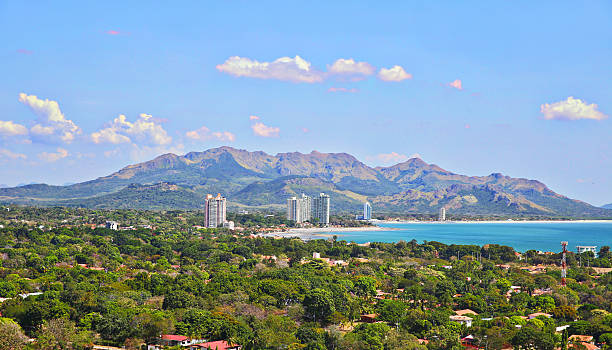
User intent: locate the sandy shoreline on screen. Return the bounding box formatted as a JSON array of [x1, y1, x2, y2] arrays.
[[261, 226, 392, 239]]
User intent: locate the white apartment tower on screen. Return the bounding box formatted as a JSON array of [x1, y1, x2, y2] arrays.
[[287, 196, 301, 222], [287, 193, 312, 223], [312, 193, 330, 225], [363, 202, 372, 220], [205, 193, 227, 228], [299, 193, 312, 223], [439, 207, 446, 221]]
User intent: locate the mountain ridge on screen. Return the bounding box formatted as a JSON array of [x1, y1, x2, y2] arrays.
[[0, 146, 610, 217]]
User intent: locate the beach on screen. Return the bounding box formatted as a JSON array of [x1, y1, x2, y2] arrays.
[[262, 225, 392, 239]]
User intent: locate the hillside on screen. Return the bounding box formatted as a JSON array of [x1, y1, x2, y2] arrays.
[[0, 146, 610, 217], [603, 203, 612, 210]]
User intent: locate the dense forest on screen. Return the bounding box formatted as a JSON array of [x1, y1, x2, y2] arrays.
[[0, 206, 611, 349]]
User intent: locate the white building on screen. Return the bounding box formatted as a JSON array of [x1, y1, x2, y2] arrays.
[[363, 202, 372, 220], [287, 196, 300, 222], [299, 193, 312, 223], [205, 193, 226, 228], [449, 315, 473, 327], [105, 221, 118, 230], [439, 207, 446, 221], [287, 193, 312, 223], [312, 193, 330, 225], [223, 221, 235, 230], [576, 246, 597, 255]]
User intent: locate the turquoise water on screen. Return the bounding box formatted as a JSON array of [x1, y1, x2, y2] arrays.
[[331, 222, 612, 253]]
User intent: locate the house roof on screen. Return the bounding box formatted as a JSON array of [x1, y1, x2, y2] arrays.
[[569, 343, 600, 350], [455, 309, 478, 316], [528, 312, 552, 318], [193, 340, 239, 350], [568, 335, 594, 342], [161, 334, 189, 341]]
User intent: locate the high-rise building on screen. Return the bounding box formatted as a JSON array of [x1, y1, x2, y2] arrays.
[[312, 193, 330, 225], [299, 193, 311, 223], [205, 193, 226, 228], [363, 202, 372, 220], [287, 196, 301, 222], [439, 207, 446, 221], [287, 193, 312, 223]]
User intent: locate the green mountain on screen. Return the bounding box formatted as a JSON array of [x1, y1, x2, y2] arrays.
[[0, 146, 610, 217]]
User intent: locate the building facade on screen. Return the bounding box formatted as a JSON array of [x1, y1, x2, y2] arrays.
[[205, 193, 226, 228], [287, 196, 301, 222], [287, 193, 312, 223], [439, 207, 446, 221], [312, 193, 330, 225], [363, 202, 372, 220], [576, 245, 597, 255]]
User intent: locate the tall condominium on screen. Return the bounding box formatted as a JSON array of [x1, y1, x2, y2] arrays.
[[312, 193, 330, 225], [205, 193, 226, 228], [439, 207, 446, 221], [287, 196, 300, 222], [287, 193, 312, 223], [363, 202, 372, 220], [299, 193, 312, 223]]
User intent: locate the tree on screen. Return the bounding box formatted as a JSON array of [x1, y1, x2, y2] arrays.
[[511, 326, 555, 350], [354, 276, 377, 298], [0, 318, 28, 350], [35, 318, 92, 350], [303, 289, 336, 323], [599, 246, 611, 259], [553, 306, 577, 322], [376, 299, 406, 326]]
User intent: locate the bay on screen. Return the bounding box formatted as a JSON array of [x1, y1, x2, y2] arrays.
[[329, 222, 612, 253]]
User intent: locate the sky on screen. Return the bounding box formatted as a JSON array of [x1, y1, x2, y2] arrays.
[[0, 1, 611, 205]]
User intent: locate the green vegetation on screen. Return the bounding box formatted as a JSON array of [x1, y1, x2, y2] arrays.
[[0, 206, 611, 349]]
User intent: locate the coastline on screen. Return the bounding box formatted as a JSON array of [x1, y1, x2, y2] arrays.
[[261, 225, 392, 239]]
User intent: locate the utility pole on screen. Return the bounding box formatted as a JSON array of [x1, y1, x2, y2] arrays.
[[561, 241, 568, 287]]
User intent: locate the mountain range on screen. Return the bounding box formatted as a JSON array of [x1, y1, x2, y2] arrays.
[[1, 146, 610, 217], [602, 203, 612, 210]]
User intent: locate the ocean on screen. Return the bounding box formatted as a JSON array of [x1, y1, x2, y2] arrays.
[[330, 222, 612, 253]]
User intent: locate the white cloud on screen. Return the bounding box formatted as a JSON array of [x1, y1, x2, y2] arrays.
[[540, 96, 608, 121], [249, 115, 260, 120], [378, 65, 412, 82], [216, 55, 324, 83], [328, 87, 358, 93], [375, 152, 409, 164], [252, 122, 280, 137], [18, 93, 81, 143], [91, 127, 131, 144], [327, 58, 375, 79], [186, 126, 235, 142], [0, 120, 28, 136], [91, 113, 172, 146], [0, 148, 26, 160], [447, 79, 463, 90], [38, 147, 68, 162]]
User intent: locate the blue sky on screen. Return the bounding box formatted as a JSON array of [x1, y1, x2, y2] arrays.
[[0, 1, 611, 205]]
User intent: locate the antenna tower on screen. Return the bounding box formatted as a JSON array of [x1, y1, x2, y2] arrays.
[[560, 241, 568, 287]]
